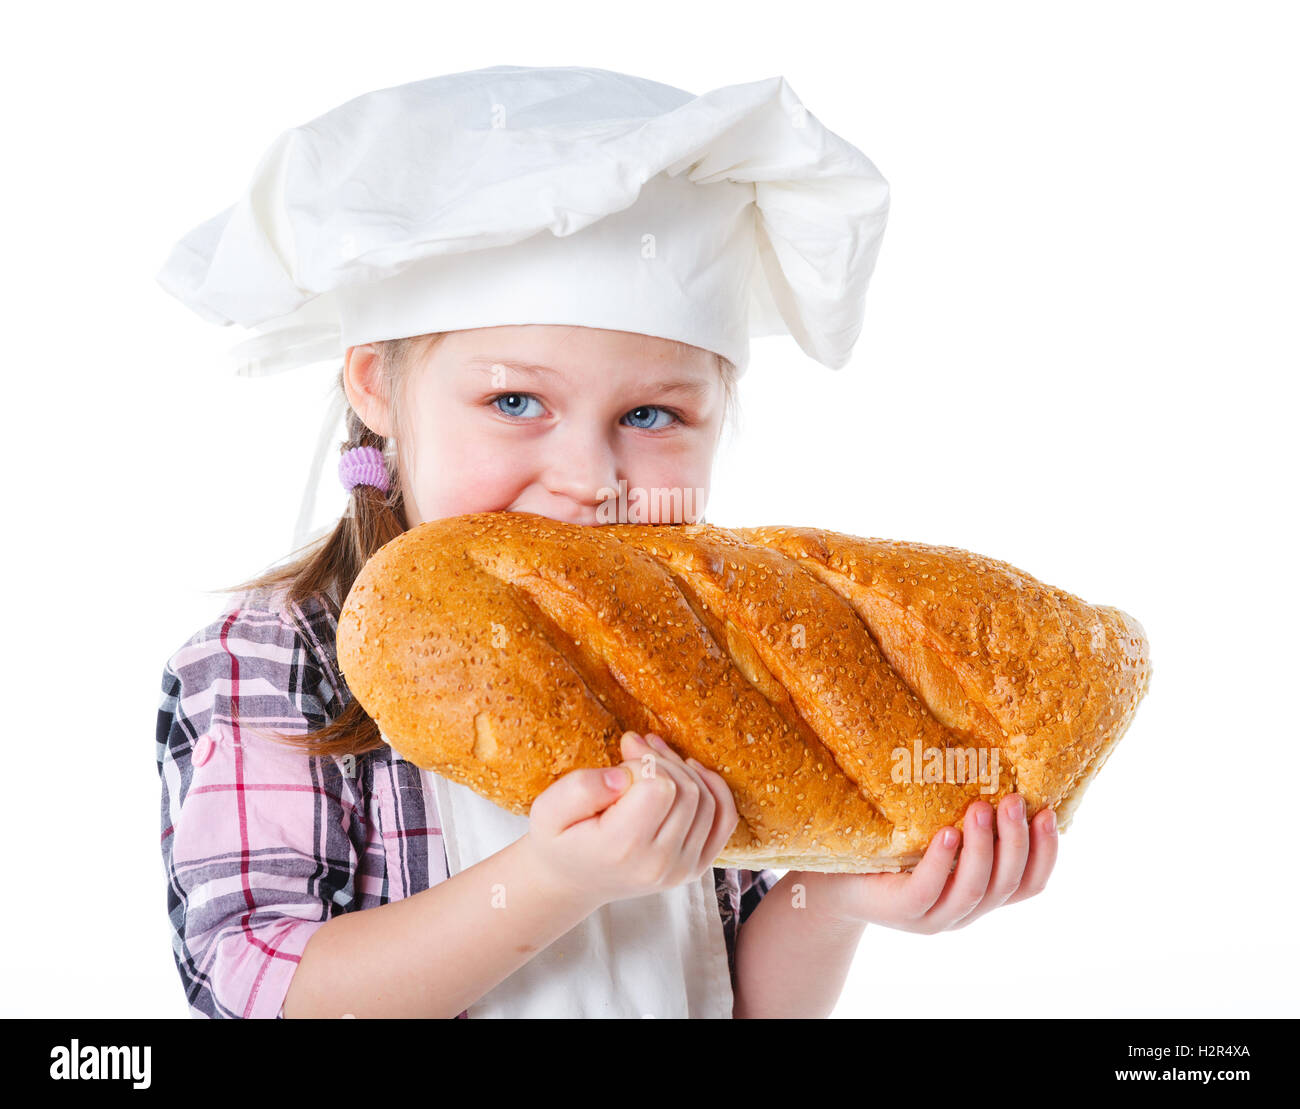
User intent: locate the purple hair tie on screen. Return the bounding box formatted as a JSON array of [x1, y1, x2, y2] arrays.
[[338, 445, 390, 494]]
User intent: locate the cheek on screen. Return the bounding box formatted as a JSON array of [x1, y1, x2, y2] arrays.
[[405, 418, 525, 518], [618, 458, 712, 523], [620, 442, 715, 522], [626, 440, 714, 491]]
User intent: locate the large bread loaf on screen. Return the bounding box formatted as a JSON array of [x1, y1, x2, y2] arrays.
[[336, 512, 1151, 872]]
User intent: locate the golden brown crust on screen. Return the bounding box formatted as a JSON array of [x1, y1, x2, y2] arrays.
[[335, 513, 1151, 872]]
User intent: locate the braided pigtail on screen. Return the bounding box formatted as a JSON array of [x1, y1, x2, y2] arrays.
[[212, 340, 435, 758]]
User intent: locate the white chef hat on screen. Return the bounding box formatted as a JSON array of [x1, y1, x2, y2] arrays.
[[156, 65, 890, 545]]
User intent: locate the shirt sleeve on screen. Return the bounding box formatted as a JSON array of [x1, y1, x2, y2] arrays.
[[157, 605, 363, 1019]]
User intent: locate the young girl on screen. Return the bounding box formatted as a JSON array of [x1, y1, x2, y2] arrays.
[[156, 66, 1057, 1019]]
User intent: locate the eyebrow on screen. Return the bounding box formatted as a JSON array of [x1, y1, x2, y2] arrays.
[[464, 358, 712, 398]]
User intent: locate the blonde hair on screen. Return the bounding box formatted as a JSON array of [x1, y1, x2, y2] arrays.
[[215, 333, 741, 759]]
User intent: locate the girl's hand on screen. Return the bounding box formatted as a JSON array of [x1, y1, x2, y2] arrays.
[[524, 731, 739, 907], [795, 794, 1059, 933]]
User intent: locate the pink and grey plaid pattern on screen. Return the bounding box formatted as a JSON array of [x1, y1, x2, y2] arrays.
[[157, 584, 778, 1018]]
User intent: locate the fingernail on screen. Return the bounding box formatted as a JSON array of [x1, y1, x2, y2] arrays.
[[1044, 810, 1057, 834], [604, 768, 629, 791], [622, 731, 641, 743], [976, 806, 992, 829], [942, 828, 958, 848], [1009, 796, 1025, 821], [646, 734, 667, 752]]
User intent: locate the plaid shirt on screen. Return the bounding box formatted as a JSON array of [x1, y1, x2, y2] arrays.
[[157, 584, 779, 1019]]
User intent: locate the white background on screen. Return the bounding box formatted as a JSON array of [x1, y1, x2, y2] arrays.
[[5, 0, 1296, 1018]]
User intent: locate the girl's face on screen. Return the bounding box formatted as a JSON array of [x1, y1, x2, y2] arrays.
[[346, 324, 726, 529]]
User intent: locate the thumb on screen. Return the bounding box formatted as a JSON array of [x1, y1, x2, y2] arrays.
[[529, 764, 633, 838]]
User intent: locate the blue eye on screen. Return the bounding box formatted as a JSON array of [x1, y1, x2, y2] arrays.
[[491, 393, 545, 419], [622, 405, 679, 431]]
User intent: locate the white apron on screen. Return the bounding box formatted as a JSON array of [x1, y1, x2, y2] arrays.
[[422, 766, 734, 1018]]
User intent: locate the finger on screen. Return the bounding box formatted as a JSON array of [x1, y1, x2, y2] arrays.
[[529, 764, 633, 838], [618, 731, 677, 794], [622, 734, 702, 850], [953, 793, 1032, 927], [620, 728, 668, 769], [642, 735, 723, 863], [1003, 806, 1059, 905], [669, 755, 718, 867], [897, 824, 965, 918], [921, 801, 996, 928], [620, 731, 683, 783], [619, 731, 672, 789], [687, 756, 741, 865], [639, 734, 741, 867], [596, 759, 678, 848], [603, 732, 678, 837], [643, 732, 686, 763]]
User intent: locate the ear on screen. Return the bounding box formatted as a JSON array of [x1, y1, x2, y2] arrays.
[[343, 344, 396, 438]]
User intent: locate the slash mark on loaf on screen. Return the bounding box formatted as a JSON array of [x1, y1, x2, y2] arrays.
[[784, 555, 1019, 795], [464, 559, 663, 761], [658, 564, 893, 830]]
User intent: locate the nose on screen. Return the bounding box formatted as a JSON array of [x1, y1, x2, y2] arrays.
[[536, 424, 619, 523]]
